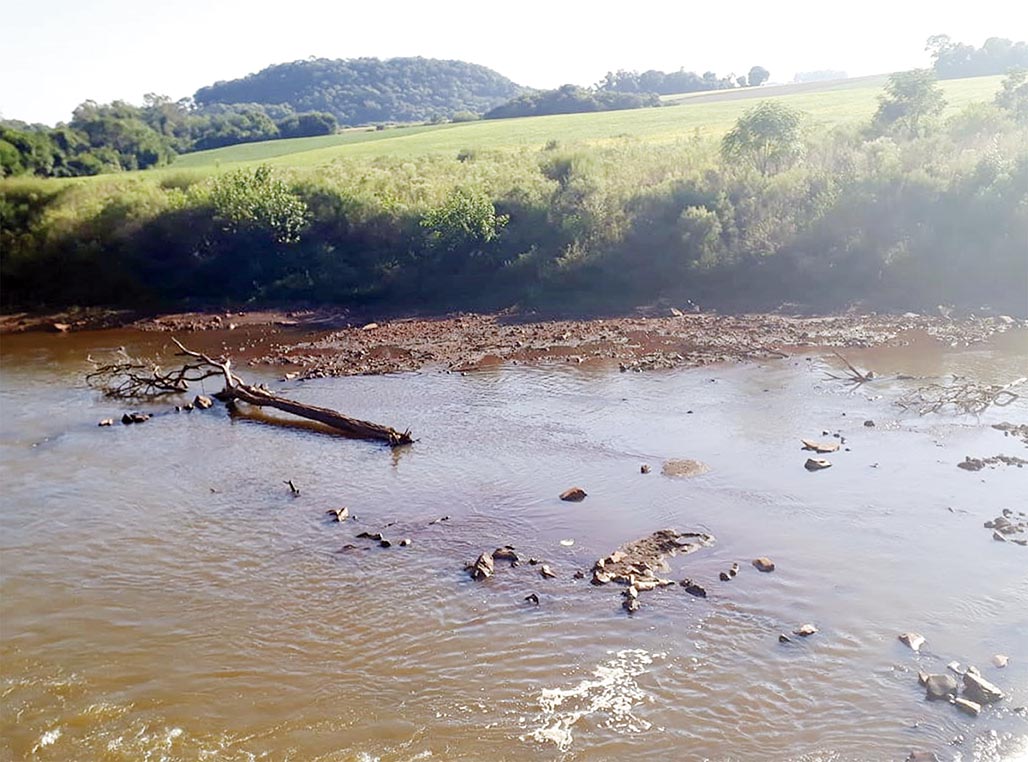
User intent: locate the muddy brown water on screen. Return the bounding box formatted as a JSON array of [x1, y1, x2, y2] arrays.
[[1, 328, 1026, 761]]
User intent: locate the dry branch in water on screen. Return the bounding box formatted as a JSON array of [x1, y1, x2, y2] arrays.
[[897, 376, 1024, 416], [87, 339, 413, 446], [823, 351, 875, 386]]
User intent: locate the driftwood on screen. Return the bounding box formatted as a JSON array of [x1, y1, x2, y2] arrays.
[[823, 351, 875, 386], [87, 339, 413, 446], [897, 376, 1024, 416]]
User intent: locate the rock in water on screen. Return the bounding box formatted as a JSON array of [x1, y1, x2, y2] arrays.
[[492, 546, 520, 565], [640, 464, 651, 474], [924, 674, 958, 701], [540, 564, 557, 579], [559, 487, 587, 502], [804, 458, 832, 471], [623, 597, 640, 614], [793, 624, 818, 637], [953, 697, 982, 717], [468, 553, 494, 580], [963, 672, 1005, 704], [325, 507, 350, 522], [524, 593, 539, 605], [992, 654, 1009, 668], [801, 439, 840, 453], [661, 459, 711, 478], [680, 579, 707, 597], [779, 634, 792, 643], [907, 753, 939, 762], [98, 418, 114, 427], [899, 632, 926, 651], [194, 395, 213, 409], [752, 557, 776, 572]]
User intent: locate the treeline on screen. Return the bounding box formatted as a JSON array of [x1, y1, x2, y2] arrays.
[[594, 65, 767, 94], [194, 57, 522, 126], [928, 35, 1028, 79], [0, 99, 338, 178], [3, 70, 1026, 316], [484, 86, 660, 119]]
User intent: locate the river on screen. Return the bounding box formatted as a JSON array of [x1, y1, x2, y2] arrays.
[[1, 327, 1026, 761]]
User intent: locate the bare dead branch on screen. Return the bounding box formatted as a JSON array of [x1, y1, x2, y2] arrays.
[[897, 376, 1024, 415], [87, 338, 414, 446]]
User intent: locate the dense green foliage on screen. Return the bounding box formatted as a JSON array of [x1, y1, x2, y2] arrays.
[[595, 68, 741, 95], [193, 57, 522, 126], [0, 99, 340, 178], [484, 86, 660, 119], [928, 35, 1028, 79], [873, 70, 947, 137], [721, 101, 803, 175], [2, 73, 1024, 316]]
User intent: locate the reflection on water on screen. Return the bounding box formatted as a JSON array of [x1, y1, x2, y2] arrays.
[[1, 328, 1027, 761]]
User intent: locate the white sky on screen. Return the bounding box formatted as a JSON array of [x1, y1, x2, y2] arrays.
[[2, 0, 1027, 125]]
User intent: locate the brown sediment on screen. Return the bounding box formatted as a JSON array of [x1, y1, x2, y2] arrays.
[[4, 307, 1022, 378]]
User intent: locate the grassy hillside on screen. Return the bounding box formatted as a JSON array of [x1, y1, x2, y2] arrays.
[[3, 72, 1024, 317], [168, 74, 1004, 170]]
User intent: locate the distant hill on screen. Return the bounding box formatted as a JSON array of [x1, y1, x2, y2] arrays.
[[194, 57, 523, 126]]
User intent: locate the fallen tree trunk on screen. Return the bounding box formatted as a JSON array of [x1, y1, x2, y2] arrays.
[[89, 338, 413, 446]]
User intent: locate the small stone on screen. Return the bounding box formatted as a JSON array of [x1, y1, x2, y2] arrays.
[[801, 439, 840, 453], [947, 661, 966, 676], [993, 531, 1007, 542], [361, 322, 379, 331], [524, 593, 539, 605], [804, 458, 832, 471], [752, 557, 775, 572], [992, 654, 1008, 668], [121, 412, 150, 424], [468, 553, 494, 580], [640, 464, 651, 474], [540, 565, 557, 579], [719, 571, 731, 582], [98, 418, 114, 427], [907, 752, 939, 762], [573, 570, 585, 579], [492, 547, 519, 563], [779, 634, 791, 643], [398, 538, 411, 547], [193, 395, 213, 409], [899, 632, 926, 651], [864, 420, 876, 427], [379, 539, 392, 548], [356, 531, 383, 541], [623, 597, 640, 614], [925, 674, 958, 701], [52, 322, 71, 332], [680, 579, 707, 598], [963, 671, 1005, 704], [325, 507, 350, 522], [953, 697, 982, 717], [793, 624, 818, 637], [559, 487, 587, 502], [182, 402, 194, 411]]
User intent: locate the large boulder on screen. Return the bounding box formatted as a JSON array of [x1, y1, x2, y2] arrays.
[[924, 674, 958, 701]]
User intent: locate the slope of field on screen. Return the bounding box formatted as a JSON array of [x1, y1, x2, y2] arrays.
[[166, 74, 1004, 172]]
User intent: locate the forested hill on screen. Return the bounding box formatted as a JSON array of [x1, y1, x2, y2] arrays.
[[194, 57, 523, 126]]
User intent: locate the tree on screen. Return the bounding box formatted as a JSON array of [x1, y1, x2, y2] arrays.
[[995, 68, 1028, 123], [873, 69, 946, 137], [736, 75, 748, 87], [748, 66, 770, 87], [720, 100, 803, 175]]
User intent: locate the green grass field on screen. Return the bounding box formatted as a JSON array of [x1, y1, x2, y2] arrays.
[[165, 74, 1004, 172]]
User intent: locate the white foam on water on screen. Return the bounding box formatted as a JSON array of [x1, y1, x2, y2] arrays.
[[32, 727, 61, 751], [522, 649, 662, 752]]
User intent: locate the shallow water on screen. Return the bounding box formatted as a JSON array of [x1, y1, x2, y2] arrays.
[[1, 328, 1027, 761]]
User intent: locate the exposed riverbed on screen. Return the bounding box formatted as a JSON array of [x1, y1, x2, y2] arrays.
[[1, 326, 1026, 761]]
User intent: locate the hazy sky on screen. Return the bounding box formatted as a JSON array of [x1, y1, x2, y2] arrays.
[[3, 0, 1027, 125]]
